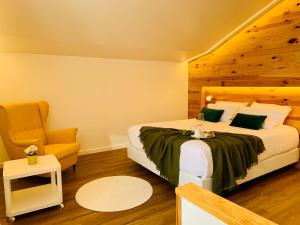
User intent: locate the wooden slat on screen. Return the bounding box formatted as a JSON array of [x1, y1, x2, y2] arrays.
[[176, 183, 277, 225]]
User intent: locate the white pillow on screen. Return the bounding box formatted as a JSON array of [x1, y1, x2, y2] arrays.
[[251, 102, 291, 126], [237, 106, 275, 129], [215, 101, 249, 107], [207, 103, 240, 122]]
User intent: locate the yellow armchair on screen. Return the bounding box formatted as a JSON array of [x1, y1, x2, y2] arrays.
[[0, 101, 80, 171]]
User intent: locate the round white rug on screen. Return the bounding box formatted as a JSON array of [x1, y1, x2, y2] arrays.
[[75, 176, 153, 212]]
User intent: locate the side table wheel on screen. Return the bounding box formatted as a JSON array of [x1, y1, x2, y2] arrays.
[[60, 203, 64, 209], [8, 217, 15, 223]]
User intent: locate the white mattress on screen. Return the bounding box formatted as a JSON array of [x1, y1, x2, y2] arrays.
[[128, 119, 299, 178]]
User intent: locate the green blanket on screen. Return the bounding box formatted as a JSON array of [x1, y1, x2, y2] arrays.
[[139, 126, 265, 194]]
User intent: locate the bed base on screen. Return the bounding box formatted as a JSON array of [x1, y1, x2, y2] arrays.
[[127, 144, 299, 192]]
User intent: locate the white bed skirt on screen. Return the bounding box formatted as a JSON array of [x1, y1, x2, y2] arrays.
[[127, 144, 299, 192]]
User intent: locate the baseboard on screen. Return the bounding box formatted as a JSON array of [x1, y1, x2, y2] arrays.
[[78, 143, 128, 156], [0, 144, 128, 166]]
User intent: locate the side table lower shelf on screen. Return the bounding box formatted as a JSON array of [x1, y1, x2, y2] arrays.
[[7, 184, 63, 218]]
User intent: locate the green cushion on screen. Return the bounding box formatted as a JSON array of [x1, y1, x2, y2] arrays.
[[230, 113, 267, 130], [200, 107, 224, 122]]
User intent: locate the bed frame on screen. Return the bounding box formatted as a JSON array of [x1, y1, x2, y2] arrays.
[[127, 87, 300, 191]]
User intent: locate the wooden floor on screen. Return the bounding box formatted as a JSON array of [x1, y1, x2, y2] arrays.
[[0, 149, 300, 225]]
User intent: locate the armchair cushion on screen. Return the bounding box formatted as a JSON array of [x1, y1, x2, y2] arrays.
[[46, 128, 77, 144], [44, 143, 80, 160], [11, 138, 45, 155]]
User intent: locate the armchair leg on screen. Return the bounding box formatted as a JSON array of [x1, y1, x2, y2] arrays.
[[72, 164, 77, 172]]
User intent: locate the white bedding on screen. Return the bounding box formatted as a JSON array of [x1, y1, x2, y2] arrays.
[[128, 119, 299, 178]]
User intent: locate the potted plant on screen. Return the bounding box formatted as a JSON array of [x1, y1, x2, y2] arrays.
[[24, 145, 38, 165]]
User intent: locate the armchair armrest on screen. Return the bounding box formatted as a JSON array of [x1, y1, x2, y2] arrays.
[[46, 128, 78, 144], [12, 139, 45, 156]]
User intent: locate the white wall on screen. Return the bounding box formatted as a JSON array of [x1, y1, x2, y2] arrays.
[[0, 53, 188, 163]]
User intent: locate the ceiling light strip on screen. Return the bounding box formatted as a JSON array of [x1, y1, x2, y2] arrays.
[[186, 0, 283, 63]]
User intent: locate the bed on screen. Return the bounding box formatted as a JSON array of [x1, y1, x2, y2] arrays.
[[127, 87, 300, 191]]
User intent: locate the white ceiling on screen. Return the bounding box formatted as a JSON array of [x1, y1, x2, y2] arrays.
[[0, 0, 274, 61]]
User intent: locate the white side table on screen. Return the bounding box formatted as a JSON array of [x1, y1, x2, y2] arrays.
[[3, 154, 63, 222]]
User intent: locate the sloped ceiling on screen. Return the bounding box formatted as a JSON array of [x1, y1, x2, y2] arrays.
[[0, 0, 275, 61]]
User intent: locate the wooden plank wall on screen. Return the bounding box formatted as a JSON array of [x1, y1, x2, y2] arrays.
[[188, 0, 300, 118]]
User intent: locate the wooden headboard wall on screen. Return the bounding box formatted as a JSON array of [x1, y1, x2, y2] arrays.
[[188, 0, 300, 119], [200, 87, 300, 132]]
